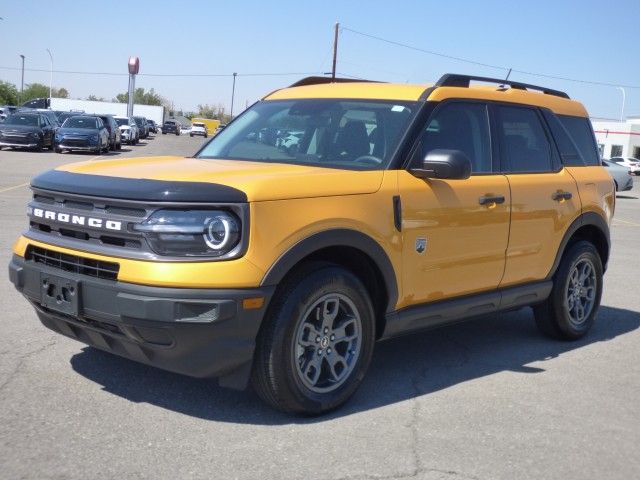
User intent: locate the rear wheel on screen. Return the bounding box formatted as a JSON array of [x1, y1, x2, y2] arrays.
[[252, 263, 375, 415], [533, 241, 603, 340]]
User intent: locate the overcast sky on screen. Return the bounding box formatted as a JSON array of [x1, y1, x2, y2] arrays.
[[1, 0, 638, 119]]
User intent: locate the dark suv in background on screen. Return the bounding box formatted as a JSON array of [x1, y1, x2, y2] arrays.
[[161, 119, 181, 135], [95, 114, 122, 151], [133, 116, 149, 139]]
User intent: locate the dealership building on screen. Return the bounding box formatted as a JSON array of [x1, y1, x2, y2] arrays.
[[591, 117, 640, 159]]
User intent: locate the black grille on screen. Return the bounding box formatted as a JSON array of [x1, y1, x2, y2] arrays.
[[28, 190, 152, 254], [26, 245, 120, 281], [63, 139, 89, 147]]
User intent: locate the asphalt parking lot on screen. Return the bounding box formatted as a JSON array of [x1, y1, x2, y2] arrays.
[[0, 136, 638, 480]]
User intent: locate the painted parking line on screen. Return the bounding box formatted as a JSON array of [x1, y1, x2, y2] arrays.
[[612, 218, 640, 227], [0, 182, 29, 194]]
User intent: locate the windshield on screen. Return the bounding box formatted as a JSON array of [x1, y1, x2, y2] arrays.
[[4, 114, 39, 126], [63, 117, 97, 129], [115, 118, 129, 126], [134, 117, 144, 126], [196, 99, 418, 170], [193, 123, 204, 128]]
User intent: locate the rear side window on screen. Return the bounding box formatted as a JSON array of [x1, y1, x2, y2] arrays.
[[495, 105, 553, 173], [559, 115, 600, 166], [419, 102, 492, 173]]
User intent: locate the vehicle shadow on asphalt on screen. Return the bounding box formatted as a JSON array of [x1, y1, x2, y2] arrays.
[[69, 305, 639, 424]]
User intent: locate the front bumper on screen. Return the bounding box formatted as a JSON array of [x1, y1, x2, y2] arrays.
[[57, 143, 97, 151], [0, 140, 38, 148], [9, 254, 274, 387]]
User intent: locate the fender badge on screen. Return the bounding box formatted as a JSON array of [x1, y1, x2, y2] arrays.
[[415, 237, 427, 254]]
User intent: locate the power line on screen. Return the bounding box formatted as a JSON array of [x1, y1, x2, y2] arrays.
[[0, 66, 322, 78], [341, 26, 640, 89]]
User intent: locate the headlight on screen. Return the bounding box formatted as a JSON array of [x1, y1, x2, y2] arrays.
[[134, 209, 242, 257], [29, 132, 41, 139]]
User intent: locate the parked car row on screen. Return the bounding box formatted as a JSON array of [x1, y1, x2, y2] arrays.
[[0, 108, 161, 153]]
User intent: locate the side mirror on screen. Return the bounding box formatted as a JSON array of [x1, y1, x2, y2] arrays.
[[410, 149, 472, 180]]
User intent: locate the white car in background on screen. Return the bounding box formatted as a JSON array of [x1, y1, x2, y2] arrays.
[[114, 116, 139, 145], [609, 156, 640, 175], [190, 122, 208, 138]]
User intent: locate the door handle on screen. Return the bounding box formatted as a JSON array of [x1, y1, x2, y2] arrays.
[[552, 191, 573, 201], [479, 195, 505, 206]]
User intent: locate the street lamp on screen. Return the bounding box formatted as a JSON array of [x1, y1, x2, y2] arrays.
[[46, 49, 53, 106], [617, 86, 626, 122], [230, 72, 237, 118], [19, 54, 25, 94]]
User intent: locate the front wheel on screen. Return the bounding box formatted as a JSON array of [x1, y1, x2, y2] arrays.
[[252, 263, 375, 415], [533, 241, 603, 340]]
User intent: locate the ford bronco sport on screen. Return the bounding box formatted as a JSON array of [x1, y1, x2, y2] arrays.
[[9, 74, 614, 414]]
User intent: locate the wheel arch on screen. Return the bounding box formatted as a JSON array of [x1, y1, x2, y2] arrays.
[[260, 229, 399, 338], [547, 212, 610, 279]]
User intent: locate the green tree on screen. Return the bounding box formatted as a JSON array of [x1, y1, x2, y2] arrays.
[[86, 94, 106, 101], [0, 80, 19, 105], [115, 87, 166, 106], [20, 82, 70, 102]]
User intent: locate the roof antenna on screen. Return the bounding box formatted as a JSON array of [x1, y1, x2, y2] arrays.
[[497, 68, 512, 91]]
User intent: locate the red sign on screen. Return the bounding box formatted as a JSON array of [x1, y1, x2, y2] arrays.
[[128, 57, 140, 75]]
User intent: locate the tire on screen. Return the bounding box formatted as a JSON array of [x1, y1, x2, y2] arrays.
[[252, 263, 375, 415], [34, 140, 43, 152], [162, 131, 166, 135], [175, 131, 179, 136], [190, 133, 193, 137], [54, 147, 62, 154], [533, 240, 603, 340], [117, 141, 122, 150], [614, 180, 619, 192]]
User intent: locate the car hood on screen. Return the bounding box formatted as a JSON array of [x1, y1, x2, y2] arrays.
[[54, 156, 384, 201], [0, 125, 40, 134], [58, 128, 97, 136]]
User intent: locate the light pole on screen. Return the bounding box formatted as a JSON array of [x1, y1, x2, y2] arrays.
[[617, 87, 626, 122], [19, 54, 25, 95], [46, 49, 53, 106], [230, 72, 237, 118]]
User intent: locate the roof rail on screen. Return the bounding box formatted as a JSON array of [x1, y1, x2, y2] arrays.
[[288, 76, 380, 88], [435, 73, 570, 99]]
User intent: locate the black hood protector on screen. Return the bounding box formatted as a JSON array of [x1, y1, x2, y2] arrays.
[[31, 170, 248, 203]]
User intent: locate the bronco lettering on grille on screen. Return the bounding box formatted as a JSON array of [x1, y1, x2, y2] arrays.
[[30, 207, 123, 231]]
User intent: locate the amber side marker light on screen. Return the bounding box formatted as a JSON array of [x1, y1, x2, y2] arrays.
[[243, 297, 265, 310]]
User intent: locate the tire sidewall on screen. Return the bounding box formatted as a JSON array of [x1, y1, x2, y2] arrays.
[[266, 267, 375, 413], [551, 241, 603, 339]]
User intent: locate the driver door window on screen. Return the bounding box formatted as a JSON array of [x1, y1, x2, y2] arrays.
[[417, 102, 492, 173]]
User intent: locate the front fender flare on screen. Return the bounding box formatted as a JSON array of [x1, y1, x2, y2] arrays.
[[260, 229, 398, 313]]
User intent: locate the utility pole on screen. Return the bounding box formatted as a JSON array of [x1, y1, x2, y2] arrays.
[[331, 22, 339, 80], [19, 54, 25, 95], [230, 72, 237, 118], [46, 49, 53, 107]]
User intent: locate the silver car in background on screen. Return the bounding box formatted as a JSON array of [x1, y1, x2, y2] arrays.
[[602, 159, 634, 192]]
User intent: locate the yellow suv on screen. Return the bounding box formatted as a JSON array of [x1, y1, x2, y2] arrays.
[[9, 74, 614, 414]]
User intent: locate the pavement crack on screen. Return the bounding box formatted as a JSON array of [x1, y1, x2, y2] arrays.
[[0, 340, 57, 395]]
